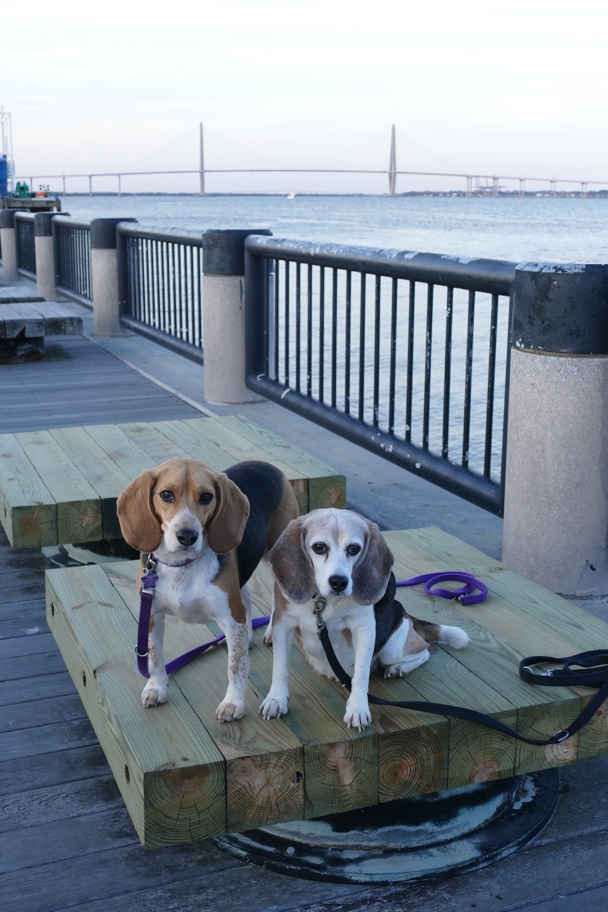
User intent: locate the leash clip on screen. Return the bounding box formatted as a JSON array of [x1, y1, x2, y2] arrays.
[[145, 554, 157, 573], [312, 594, 327, 637]]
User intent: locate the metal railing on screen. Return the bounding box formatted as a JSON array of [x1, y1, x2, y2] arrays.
[[245, 237, 516, 515], [14, 212, 36, 277], [53, 215, 93, 307], [118, 224, 204, 364]]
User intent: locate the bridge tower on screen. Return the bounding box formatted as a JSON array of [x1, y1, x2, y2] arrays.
[[199, 122, 205, 196], [388, 125, 396, 195]]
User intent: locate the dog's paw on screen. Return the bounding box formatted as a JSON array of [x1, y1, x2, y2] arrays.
[[259, 693, 288, 719], [263, 629, 273, 647], [344, 703, 372, 731], [216, 698, 245, 723], [384, 651, 429, 678], [141, 684, 167, 708]]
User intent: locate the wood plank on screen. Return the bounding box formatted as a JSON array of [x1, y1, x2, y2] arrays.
[[0, 302, 44, 338], [116, 422, 193, 465], [0, 287, 44, 304], [45, 563, 227, 847], [180, 417, 310, 512], [21, 301, 83, 335], [16, 429, 102, 543], [386, 529, 597, 773], [0, 433, 57, 547], [81, 423, 166, 482], [215, 415, 346, 510], [49, 426, 131, 540], [107, 561, 306, 833]]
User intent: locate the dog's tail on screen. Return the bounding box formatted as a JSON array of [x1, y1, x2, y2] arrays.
[[411, 616, 469, 650]]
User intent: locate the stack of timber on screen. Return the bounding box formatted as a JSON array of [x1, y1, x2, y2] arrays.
[[0, 302, 83, 341], [0, 287, 45, 304], [0, 415, 346, 549], [45, 527, 608, 848]]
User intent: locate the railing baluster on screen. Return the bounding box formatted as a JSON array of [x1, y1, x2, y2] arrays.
[[405, 280, 415, 442], [442, 287, 454, 459], [422, 284, 434, 450], [462, 290, 476, 468], [295, 262, 301, 392], [484, 293, 499, 477], [388, 278, 398, 435], [373, 275, 381, 428], [358, 273, 366, 422], [307, 264, 313, 397], [319, 266, 325, 402], [345, 271, 352, 415], [284, 259, 290, 386], [331, 268, 338, 409]]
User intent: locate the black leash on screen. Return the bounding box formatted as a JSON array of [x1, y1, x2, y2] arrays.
[[312, 594, 608, 746]]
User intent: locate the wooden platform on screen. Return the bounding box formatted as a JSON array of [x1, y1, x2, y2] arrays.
[[0, 415, 346, 549], [0, 287, 45, 304], [44, 526, 608, 849], [0, 301, 83, 339]]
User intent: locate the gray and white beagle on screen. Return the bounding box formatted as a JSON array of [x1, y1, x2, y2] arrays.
[[260, 508, 469, 730], [117, 458, 298, 721]]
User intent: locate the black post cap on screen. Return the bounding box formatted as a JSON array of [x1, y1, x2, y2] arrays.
[[0, 210, 16, 229], [91, 218, 137, 250], [34, 213, 55, 237], [202, 228, 272, 276], [513, 262, 608, 355]]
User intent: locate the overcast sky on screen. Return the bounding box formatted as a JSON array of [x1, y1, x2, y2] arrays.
[[3, 0, 607, 194]]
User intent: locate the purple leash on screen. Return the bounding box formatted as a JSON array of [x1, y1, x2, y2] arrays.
[[396, 571, 488, 606], [135, 557, 487, 679]]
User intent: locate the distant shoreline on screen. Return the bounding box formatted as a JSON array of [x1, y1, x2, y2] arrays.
[[54, 190, 608, 199]]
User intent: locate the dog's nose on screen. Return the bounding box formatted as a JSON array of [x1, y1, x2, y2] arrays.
[[177, 528, 198, 547], [329, 575, 349, 594]]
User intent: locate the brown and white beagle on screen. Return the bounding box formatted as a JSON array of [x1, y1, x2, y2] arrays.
[[117, 458, 298, 721], [260, 508, 469, 730]]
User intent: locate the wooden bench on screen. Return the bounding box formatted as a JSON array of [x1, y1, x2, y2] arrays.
[[0, 301, 83, 361], [0, 286, 45, 304], [0, 415, 346, 548], [45, 526, 608, 848]]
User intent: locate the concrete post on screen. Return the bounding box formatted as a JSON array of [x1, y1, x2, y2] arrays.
[[34, 213, 56, 301], [0, 210, 18, 282], [202, 228, 271, 404], [91, 218, 136, 336], [503, 263, 608, 595]]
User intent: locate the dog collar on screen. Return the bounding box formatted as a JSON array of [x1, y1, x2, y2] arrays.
[[148, 551, 200, 569]]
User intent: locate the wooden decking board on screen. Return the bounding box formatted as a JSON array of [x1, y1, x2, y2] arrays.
[[45, 564, 227, 848], [0, 416, 345, 547], [43, 527, 608, 849]]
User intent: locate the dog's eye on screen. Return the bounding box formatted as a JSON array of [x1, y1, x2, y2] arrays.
[[159, 490, 175, 503], [199, 492, 213, 505], [347, 544, 361, 556], [312, 542, 327, 554]]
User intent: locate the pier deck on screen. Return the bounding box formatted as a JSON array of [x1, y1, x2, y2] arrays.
[[4, 295, 608, 912]]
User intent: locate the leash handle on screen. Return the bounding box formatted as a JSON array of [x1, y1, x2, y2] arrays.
[[396, 571, 488, 606]]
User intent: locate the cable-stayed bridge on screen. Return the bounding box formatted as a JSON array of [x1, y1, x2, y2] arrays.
[[14, 125, 607, 198]]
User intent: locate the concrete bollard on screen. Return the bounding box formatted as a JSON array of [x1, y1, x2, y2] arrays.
[[0, 210, 18, 282], [202, 228, 271, 404], [34, 213, 57, 301], [91, 218, 136, 336], [502, 263, 608, 596]]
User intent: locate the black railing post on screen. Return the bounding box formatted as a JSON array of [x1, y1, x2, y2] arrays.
[[503, 263, 608, 594], [202, 228, 271, 404]]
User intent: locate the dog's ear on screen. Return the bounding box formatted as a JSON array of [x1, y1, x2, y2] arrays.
[[116, 469, 162, 553], [205, 472, 250, 554], [268, 518, 315, 603], [351, 518, 394, 605]]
